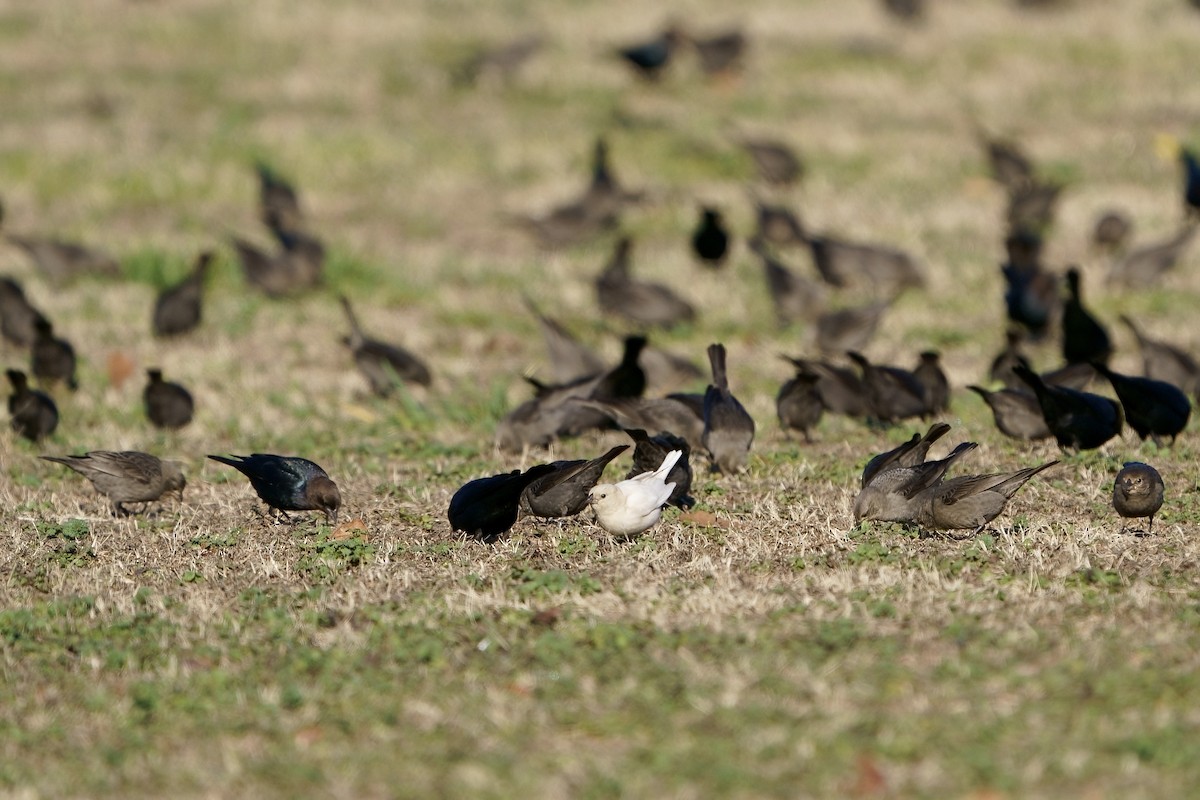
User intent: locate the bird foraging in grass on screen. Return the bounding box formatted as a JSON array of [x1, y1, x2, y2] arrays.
[[144, 368, 194, 430], [519, 444, 629, 519], [208, 453, 341, 525], [153, 250, 211, 338], [588, 449, 681, 537], [7, 368, 58, 442], [703, 343, 755, 474], [41, 451, 185, 516], [339, 295, 432, 395], [448, 464, 558, 542], [912, 460, 1059, 536], [1112, 462, 1164, 534]]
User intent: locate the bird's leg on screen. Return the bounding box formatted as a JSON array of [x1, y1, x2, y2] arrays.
[[113, 501, 129, 518]]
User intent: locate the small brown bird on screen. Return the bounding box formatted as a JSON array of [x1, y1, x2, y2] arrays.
[[0, 276, 48, 347], [7, 368, 57, 441], [1119, 315, 1200, 398], [702, 343, 755, 474], [913, 351, 950, 416], [524, 294, 605, 384], [854, 441, 978, 524], [153, 251, 211, 337], [1092, 210, 1133, 255], [848, 351, 928, 424], [519, 444, 630, 519], [806, 233, 924, 295], [1107, 224, 1198, 287], [782, 357, 871, 419], [209, 453, 341, 524], [860, 421, 952, 489], [41, 451, 186, 516], [31, 318, 77, 391], [230, 236, 322, 298], [0, 201, 120, 283], [816, 301, 889, 355], [596, 237, 696, 328], [739, 138, 803, 185], [255, 162, 305, 239], [976, 130, 1034, 191], [988, 329, 1034, 390], [1112, 462, 1165, 534], [340, 296, 432, 395], [913, 460, 1059, 535], [750, 238, 826, 326], [968, 385, 1052, 441], [1007, 179, 1062, 238], [776, 368, 823, 442], [691, 28, 746, 77], [144, 368, 194, 430], [753, 198, 805, 247]]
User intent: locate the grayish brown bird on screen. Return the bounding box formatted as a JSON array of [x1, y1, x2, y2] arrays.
[[702, 343, 755, 474], [816, 301, 889, 355], [853, 441, 978, 524], [968, 385, 1052, 441], [255, 162, 304, 239], [625, 428, 694, 509], [41, 451, 185, 516], [848, 351, 928, 424], [7, 368, 57, 441], [449, 464, 558, 542], [144, 368, 194, 430], [1092, 210, 1133, 255], [782, 357, 870, 419], [455, 34, 543, 87], [1007, 179, 1062, 238], [912, 460, 1058, 535], [340, 296, 432, 395], [805, 233, 923, 295], [519, 444, 630, 519], [0, 201, 119, 283], [596, 237, 696, 328], [1092, 363, 1191, 445], [913, 351, 949, 416], [1013, 364, 1121, 451], [739, 138, 803, 185], [230, 235, 323, 297], [1119, 315, 1199, 398], [691, 28, 746, 77], [776, 368, 823, 442], [977, 130, 1034, 190], [860, 422, 952, 490], [524, 294, 605, 384], [1113, 462, 1164, 534], [988, 329, 1034, 390], [752, 197, 805, 247], [1107, 224, 1197, 287], [571, 396, 705, 451], [638, 345, 705, 394], [0, 276, 48, 347], [31, 318, 77, 391], [750, 238, 826, 326], [209, 453, 341, 524], [153, 251, 211, 338], [882, 0, 925, 22]]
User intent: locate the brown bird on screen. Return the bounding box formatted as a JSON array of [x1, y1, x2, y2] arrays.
[[230, 236, 322, 297], [968, 385, 1052, 441], [776, 368, 823, 442], [7, 368, 57, 441], [1107, 224, 1198, 287], [882, 0, 925, 22], [41, 451, 186, 516], [0, 201, 119, 283], [625, 428, 694, 509], [913, 351, 949, 416], [1119, 315, 1199, 398], [860, 421, 952, 489], [853, 441, 978, 524], [524, 294, 605, 384], [455, 34, 543, 86], [255, 162, 305, 239], [805, 233, 923, 295], [752, 197, 805, 246], [153, 251, 211, 337], [848, 351, 928, 424], [913, 460, 1058, 535], [977, 130, 1034, 191], [816, 301, 889, 355], [1092, 210, 1133, 255], [144, 368, 194, 430], [519, 444, 629, 519], [586, 137, 644, 210], [570, 396, 705, 451], [750, 238, 826, 326], [31, 318, 77, 391], [739, 138, 803, 185], [638, 345, 704, 394], [691, 28, 746, 77], [702, 343, 755, 474], [1006, 179, 1062, 238], [0, 276, 48, 347], [782, 357, 871, 419], [988, 329, 1034, 390], [1112, 462, 1164, 534], [596, 237, 696, 328], [209, 453, 340, 524], [340, 296, 432, 395]]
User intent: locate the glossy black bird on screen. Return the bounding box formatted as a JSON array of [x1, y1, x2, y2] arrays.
[[1119, 315, 1200, 398], [776, 368, 823, 442], [144, 368, 194, 430], [847, 351, 928, 424], [691, 207, 729, 268], [1002, 260, 1058, 341], [913, 351, 949, 416], [625, 428, 694, 509], [41, 451, 186, 516], [1092, 363, 1191, 445], [6, 368, 57, 441], [968, 385, 1052, 441], [209, 454, 340, 524], [31, 318, 77, 391], [596, 237, 696, 328], [1113, 462, 1165, 534], [519, 444, 629, 519], [739, 138, 803, 185], [860, 421, 952, 490], [448, 464, 558, 542], [988, 329, 1034, 390], [854, 441, 979, 524], [816, 301, 889, 355], [340, 296, 432, 395], [913, 460, 1058, 535], [782, 357, 870, 418], [750, 238, 826, 326], [1107, 224, 1197, 287], [1181, 147, 1200, 217], [1013, 364, 1121, 451], [1062, 267, 1111, 366], [255, 162, 304, 238], [703, 343, 755, 474], [153, 251, 211, 338], [1041, 361, 1095, 391], [616, 26, 683, 80], [0, 276, 48, 347]]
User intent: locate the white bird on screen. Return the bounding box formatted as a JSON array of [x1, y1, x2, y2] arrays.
[[587, 449, 682, 537]]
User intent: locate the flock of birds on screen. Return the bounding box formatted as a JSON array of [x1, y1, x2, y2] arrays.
[[2, 5, 1197, 544]]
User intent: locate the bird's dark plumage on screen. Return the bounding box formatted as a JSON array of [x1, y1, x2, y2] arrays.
[[691, 207, 729, 268], [783, 357, 871, 418], [1062, 267, 1111, 366], [739, 139, 803, 185], [1181, 148, 1200, 217], [616, 27, 682, 80], [209, 453, 341, 524], [519, 445, 629, 519], [860, 421, 952, 490], [1013, 364, 1121, 451], [340, 296, 432, 394], [750, 238, 826, 326], [31, 318, 77, 391], [816, 302, 889, 355], [913, 460, 1058, 534], [7, 368, 57, 441], [1113, 462, 1164, 534], [144, 369, 194, 430], [1120, 315, 1200, 398], [0, 276, 48, 347], [848, 351, 929, 424], [968, 385, 1052, 441], [913, 351, 949, 416], [42, 451, 186, 516], [449, 464, 558, 542], [153, 251, 210, 337], [1092, 363, 1191, 445], [702, 343, 755, 474], [776, 369, 823, 442], [853, 441, 979, 524], [1107, 224, 1197, 287], [625, 428, 694, 509], [596, 237, 696, 328]]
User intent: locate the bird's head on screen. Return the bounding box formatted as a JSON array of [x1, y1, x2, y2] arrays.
[[308, 476, 342, 525], [588, 483, 618, 511], [852, 488, 882, 523], [163, 461, 187, 502]]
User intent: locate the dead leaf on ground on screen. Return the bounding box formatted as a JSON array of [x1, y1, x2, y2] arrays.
[[332, 518, 368, 540], [678, 509, 727, 529]]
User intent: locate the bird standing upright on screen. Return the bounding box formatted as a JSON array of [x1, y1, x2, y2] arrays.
[[144, 369, 194, 429], [702, 343, 755, 474], [6, 368, 57, 441], [691, 207, 730, 268], [1112, 462, 1165, 534], [153, 251, 211, 337], [1062, 267, 1111, 365], [339, 295, 432, 395]]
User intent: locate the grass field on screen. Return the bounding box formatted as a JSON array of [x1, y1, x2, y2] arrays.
[[4, 0, 1200, 797]]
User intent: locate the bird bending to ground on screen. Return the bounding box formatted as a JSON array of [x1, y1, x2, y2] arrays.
[[209, 453, 341, 525], [6, 368, 58, 441], [913, 460, 1058, 535], [340, 296, 432, 394], [519, 445, 629, 519], [154, 251, 211, 337], [449, 464, 558, 542], [41, 451, 185, 516], [588, 449, 681, 537]]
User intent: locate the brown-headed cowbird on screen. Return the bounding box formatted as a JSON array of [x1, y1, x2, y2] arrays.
[[750, 238, 826, 326], [144, 368, 194, 430], [702, 343, 755, 474], [455, 34, 543, 87], [7, 368, 57, 441], [1119, 315, 1200, 397], [519, 444, 629, 519], [1062, 267, 1111, 365], [449, 463, 558, 542], [753, 197, 805, 247], [913, 351, 949, 416], [913, 460, 1058, 534], [584, 137, 644, 211], [977, 130, 1034, 190], [816, 301, 888, 355], [230, 236, 322, 297], [848, 351, 928, 424], [596, 237, 696, 328], [988, 329, 1034, 390], [1013, 364, 1121, 451], [524, 294, 605, 384], [1113, 462, 1165, 534], [41, 451, 185, 516], [209, 453, 341, 524], [0, 276, 48, 347], [1107, 224, 1197, 287], [571, 396, 705, 451], [593, 336, 647, 401], [968, 385, 1052, 441], [0, 202, 119, 282], [1092, 363, 1190, 445], [616, 26, 684, 81], [782, 357, 870, 418], [340, 295, 432, 395], [1092, 210, 1132, 255], [739, 139, 803, 185], [31, 318, 77, 391], [690, 28, 746, 77], [153, 251, 211, 338], [776, 368, 823, 442], [860, 421, 952, 489], [625, 428, 694, 508], [1007, 179, 1062, 239], [806, 233, 923, 294], [255, 162, 304, 239], [691, 207, 729, 268], [639, 345, 704, 393], [853, 441, 978, 524]]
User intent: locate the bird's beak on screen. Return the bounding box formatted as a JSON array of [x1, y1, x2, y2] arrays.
[[326, 508, 339, 526]]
